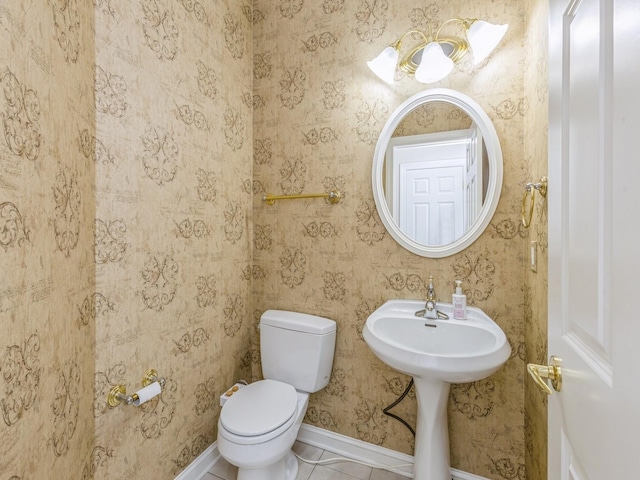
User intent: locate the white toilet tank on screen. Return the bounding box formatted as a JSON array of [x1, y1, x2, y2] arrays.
[[260, 310, 336, 393]]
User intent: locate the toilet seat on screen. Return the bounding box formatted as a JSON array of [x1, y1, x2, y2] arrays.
[[220, 380, 298, 444]]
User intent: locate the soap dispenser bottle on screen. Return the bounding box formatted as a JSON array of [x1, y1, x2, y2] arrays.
[[452, 280, 467, 320]]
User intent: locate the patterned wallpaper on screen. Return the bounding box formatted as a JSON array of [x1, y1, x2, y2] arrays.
[[392, 102, 472, 137], [1, 0, 254, 479], [0, 1, 549, 479], [0, 1, 96, 478], [523, 1, 549, 479], [252, 1, 530, 479], [92, 0, 254, 478]]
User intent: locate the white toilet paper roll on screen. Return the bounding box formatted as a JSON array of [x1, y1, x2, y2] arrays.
[[133, 381, 162, 406]]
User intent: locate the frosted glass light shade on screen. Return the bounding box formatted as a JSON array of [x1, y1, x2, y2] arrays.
[[414, 42, 454, 84], [467, 20, 508, 65], [367, 46, 399, 84]]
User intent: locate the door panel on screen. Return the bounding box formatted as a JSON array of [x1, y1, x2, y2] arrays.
[[464, 126, 483, 230], [548, 0, 640, 478], [565, 0, 612, 375], [560, 430, 587, 480], [399, 162, 464, 244]]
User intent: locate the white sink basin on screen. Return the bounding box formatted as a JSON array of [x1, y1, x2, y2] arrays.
[[363, 299, 511, 479], [363, 299, 511, 383]]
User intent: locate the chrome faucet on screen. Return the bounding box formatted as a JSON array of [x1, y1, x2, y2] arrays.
[[424, 275, 438, 318], [415, 275, 449, 320]]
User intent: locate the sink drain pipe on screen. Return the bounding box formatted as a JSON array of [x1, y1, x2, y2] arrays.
[[383, 378, 416, 437]]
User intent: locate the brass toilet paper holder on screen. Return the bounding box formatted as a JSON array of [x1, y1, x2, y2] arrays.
[[107, 369, 166, 407]]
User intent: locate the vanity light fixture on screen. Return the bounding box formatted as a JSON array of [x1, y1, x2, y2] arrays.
[[367, 18, 508, 84]]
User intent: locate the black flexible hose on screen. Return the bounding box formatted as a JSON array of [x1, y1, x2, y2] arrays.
[[382, 378, 416, 437]]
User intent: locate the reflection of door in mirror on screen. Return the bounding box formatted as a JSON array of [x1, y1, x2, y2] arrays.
[[385, 122, 486, 245], [372, 89, 503, 257], [466, 127, 485, 231]]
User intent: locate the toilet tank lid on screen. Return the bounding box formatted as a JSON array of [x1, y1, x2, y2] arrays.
[[260, 310, 336, 334]]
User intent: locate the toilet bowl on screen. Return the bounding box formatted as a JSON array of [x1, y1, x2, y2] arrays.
[[216, 310, 336, 480], [217, 380, 309, 480]]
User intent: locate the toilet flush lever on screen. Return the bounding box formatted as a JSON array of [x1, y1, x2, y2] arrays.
[[527, 356, 562, 395]]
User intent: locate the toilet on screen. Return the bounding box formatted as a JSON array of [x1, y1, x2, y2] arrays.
[[217, 310, 337, 480]]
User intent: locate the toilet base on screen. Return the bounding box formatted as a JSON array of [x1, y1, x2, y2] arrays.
[[237, 451, 298, 480]]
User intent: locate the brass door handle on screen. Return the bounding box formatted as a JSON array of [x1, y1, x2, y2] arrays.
[[527, 356, 562, 395]]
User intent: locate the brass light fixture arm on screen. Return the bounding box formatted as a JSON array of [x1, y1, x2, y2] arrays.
[[368, 15, 507, 83], [395, 20, 474, 75], [434, 17, 477, 40], [391, 29, 431, 51]]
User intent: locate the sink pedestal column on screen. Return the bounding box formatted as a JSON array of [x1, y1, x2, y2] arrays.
[[412, 377, 451, 480]]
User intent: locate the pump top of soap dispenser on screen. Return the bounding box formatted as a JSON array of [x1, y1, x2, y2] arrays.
[[455, 280, 462, 294]]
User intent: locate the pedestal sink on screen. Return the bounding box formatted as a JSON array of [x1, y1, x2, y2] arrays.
[[363, 299, 511, 480]]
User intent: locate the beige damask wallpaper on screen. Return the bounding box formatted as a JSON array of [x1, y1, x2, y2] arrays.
[[0, 0, 97, 478], [1, 0, 253, 479], [1, 0, 549, 479], [523, 0, 549, 479], [252, 1, 534, 479], [91, 0, 254, 478]]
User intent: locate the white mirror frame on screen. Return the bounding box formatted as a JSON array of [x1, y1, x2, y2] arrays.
[[372, 88, 503, 258]]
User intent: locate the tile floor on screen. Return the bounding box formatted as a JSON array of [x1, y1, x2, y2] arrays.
[[205, 441, 409, 480]]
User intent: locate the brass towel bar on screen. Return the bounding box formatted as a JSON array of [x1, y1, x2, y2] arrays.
[[262, 190, 342, 206], [521, 176, 547, 228]]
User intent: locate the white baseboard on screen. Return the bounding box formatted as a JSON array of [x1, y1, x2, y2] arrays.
[[175, 424, 489, 480], [297, 424, 488, 480], [297, 424, 413, 477], [174, 443, 220, 480], [449, 469, 491, 480]]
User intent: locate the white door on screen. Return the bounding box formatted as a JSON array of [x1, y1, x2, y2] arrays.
[[546, 0, 640, 478], [386, 132, 469, 244], [464, 126, 483, 230], [385, 130, 471, 209], [398, 161, 464, 244]]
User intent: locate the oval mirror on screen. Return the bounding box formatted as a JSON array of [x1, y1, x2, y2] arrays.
[[372, 89, 503, 258]]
